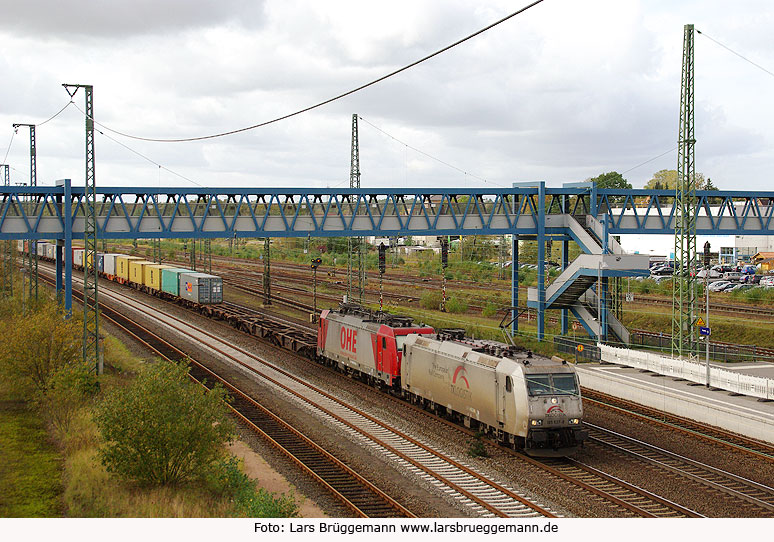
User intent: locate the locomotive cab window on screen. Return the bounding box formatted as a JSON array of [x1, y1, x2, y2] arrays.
[[526, 375, 552, 396], [505, 376, 513, 393], [526, 374, 579, 396], [382, 337, 386, 349], [552, 374, 579, 395]]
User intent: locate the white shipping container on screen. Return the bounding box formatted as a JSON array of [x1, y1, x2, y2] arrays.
[[73, 249, 85, 268], [103, 253, 119, 276]]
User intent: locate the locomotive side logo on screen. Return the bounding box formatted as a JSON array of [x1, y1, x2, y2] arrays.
[[340, 326, 357, 354], [452, 366, 469, 388], [450, 365, 472, 400]]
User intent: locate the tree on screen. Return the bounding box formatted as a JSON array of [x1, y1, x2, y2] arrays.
[[0, 300, 83, 396], [95, 361, 236, 486], [644, 169, 708, 190], [588, 171, 632, 190]]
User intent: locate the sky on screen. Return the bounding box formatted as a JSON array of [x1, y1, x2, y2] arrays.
[[1, 0, 773, 192]]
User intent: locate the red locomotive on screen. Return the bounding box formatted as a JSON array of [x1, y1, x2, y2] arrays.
[[317, 303, 434, 387]]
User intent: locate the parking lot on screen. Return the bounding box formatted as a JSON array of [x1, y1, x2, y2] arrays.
[[642, 262, 774, 292]]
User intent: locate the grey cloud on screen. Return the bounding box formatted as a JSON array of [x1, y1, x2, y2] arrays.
[[0, 0, 267, 38]]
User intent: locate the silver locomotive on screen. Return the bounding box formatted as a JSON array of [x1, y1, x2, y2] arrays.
[[401, 330, 587, 456]]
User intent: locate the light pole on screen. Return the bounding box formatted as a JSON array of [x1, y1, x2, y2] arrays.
[[704, 241, 711, 387]]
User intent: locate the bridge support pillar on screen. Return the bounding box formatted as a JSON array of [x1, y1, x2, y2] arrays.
[[561, 237, 569, 336], [511, 234, 519, 335], [56, 179, 72, 316], [536, 181, 546, 341]]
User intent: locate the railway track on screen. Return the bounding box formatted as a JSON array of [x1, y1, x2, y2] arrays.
[[38, 273, 412, 518], [50, 271, 558, 518], [583, 389, 774, 462], [585, 423, 774, 516], [634, 293, 774, 319], [36, 261, 774, 516]]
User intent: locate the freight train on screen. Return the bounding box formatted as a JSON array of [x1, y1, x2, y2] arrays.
[[318, 303, 587, 456], [18, 241, 222, 304], [20, 241, 585, 455]]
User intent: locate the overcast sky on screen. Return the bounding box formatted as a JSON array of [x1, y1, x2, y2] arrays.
[[1, 0, 773, 192]]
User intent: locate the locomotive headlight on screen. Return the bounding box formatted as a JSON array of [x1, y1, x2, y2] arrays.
[[568, 418, 580, 425], [530, 419, 543, 426]]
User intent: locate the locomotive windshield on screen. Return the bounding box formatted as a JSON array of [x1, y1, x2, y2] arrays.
[[526, 374, 579, 396]]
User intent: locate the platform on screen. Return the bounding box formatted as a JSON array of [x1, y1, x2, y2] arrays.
[[577, 359, 774, 444]]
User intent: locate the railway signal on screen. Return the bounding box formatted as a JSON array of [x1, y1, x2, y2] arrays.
[[311, 257, 322, 322], [441, 238, 449, 311], [378, 243, 386, 311]]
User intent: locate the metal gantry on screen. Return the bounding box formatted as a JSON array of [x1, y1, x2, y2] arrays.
[[347, 114, 364, 303], [13, 123, 38, 301], [263, 237, 271, 305], [672, 24, 698, 359], [64, 84, 100, 373], [1, 164, 11, 298]]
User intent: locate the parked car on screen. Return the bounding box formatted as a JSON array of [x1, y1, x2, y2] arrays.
[[651, 266, 674, 276], [727, 283, 752, 292], [722, 271, 743, 282], [697, 268, 721, 279], [708, 280, 732, 292], [760, 276, 774, 287]]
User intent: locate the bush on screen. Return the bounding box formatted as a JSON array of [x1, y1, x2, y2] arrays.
[[205, 456, 299, 517], [38, 363, 98, 435], [420, 291, 443, 310], [0, 300, 82, 396], [94, 361, 236, 486], [445, 296, 468, 314], [468, 433, 489, 458], [482, 302, 498, 318]]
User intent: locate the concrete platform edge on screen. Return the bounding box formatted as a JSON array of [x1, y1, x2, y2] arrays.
[[576, 365, 774, 445]]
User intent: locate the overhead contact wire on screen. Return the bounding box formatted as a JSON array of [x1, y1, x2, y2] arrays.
[[697, 29, 774, 79], [78, 0, 547, 143], [69, 101, 206, 188], [358, 116, 505, 187]]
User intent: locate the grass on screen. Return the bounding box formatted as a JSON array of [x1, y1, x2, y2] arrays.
[[0, 397, 63, 517], [63, 448, 233, 518]]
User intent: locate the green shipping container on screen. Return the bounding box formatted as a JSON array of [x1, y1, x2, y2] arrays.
[[161, 268, 193, 297]]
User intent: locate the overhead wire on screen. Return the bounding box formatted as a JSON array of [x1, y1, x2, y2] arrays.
[[69, 101, 206, 188], [358, 116, 506, 187], [3, 99, 74, 172], [2, 131, 15, 166], [696, 29, 774, 80], [73, 0, 547, 143], [621, 146, 678, 175]]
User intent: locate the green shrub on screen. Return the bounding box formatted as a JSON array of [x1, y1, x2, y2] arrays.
[[446, 296, 468, 314], [468, 433, 489, 458], [482, 302, 498, 318], [420, 290, 443, 310], [205, 456, 299, 518], [95, 361, 236, 486]]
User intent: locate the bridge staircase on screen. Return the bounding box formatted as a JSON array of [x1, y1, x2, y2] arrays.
[[527, 215, 649, 344]]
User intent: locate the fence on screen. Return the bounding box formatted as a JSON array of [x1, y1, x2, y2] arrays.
[[630, 329, 774, 364], [599, 343, 774, 401], [554, 336, 601, 362]]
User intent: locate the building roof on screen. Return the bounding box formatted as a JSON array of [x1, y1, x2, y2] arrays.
[[752, 252, 774, 262]]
